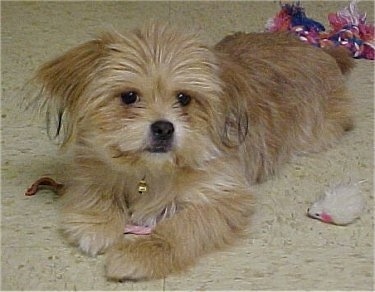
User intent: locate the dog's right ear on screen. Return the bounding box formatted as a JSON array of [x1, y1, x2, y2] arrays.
[[28, 37, 110, 147]]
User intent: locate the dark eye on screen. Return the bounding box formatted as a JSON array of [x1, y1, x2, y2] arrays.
[[176, 92, 191, 106], [121, 91, 139, 105]]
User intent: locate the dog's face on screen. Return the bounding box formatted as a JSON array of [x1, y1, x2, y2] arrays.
[[34, 24, 231, 169]]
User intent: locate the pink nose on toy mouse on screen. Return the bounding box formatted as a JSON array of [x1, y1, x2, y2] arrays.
[[319, 212, 333, 223], [307, 209, 333, 223]]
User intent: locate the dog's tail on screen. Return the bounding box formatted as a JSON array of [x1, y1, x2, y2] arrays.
[[323, 46, 355, 75]]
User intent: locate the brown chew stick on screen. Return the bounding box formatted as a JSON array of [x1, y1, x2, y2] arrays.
[[25, 177, 64, 196]]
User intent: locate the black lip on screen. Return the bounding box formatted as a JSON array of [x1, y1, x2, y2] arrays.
[[147, 144, 172, 153], [146, 138, 173, 153], [149, 148, 169, 153]]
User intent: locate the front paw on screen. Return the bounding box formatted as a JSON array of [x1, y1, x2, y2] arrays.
[[62, 213, 124, 256], [105, 236, 173, 281]]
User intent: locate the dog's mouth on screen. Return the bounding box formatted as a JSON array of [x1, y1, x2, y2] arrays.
[[110, 142, 173, 159], [146, 141, 173, 153]]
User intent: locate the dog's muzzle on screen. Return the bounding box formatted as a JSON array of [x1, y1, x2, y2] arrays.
[[148, 120, 174, 153]]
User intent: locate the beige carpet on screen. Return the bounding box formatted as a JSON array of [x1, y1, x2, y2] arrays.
[[1, 1, 374, 290]]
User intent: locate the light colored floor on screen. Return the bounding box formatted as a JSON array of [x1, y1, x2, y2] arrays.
[[1, 1, 374, 290]]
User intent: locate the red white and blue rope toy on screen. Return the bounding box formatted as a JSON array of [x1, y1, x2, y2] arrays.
[[266, 0, 374, 60]]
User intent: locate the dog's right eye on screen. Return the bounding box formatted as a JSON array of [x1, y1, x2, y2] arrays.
[[176, 92, 192, 107], [121, 91, 139, 105]]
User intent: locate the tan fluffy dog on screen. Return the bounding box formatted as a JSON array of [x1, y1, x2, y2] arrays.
[[30, 23, 354, 280]]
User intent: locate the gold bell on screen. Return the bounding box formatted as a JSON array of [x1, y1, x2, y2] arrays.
[[138, 178, 148, 195]]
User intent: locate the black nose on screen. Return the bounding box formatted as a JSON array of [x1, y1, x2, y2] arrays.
[[151, 120, 174, 140]]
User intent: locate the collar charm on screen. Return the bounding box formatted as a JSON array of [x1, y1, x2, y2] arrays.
[[138, 177, 148, 195]]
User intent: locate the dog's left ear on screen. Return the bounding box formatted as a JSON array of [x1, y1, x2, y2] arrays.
[[215, 56, 249, 148], [29, 36, 111, 146]]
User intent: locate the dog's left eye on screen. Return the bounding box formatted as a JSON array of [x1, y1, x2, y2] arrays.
[[121, 91, 139, 105], [176, 92, 192, 107]]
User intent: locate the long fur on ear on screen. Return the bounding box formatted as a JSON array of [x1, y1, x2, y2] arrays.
[[214, 54, 250, 149], [31, 38, 108, 147]]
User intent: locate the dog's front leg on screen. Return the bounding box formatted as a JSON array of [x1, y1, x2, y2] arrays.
[[60, 184, 128, 256], [105, 190, 253, 280]]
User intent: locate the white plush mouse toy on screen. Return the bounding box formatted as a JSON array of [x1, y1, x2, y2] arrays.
[[307, 180, 366, 225]]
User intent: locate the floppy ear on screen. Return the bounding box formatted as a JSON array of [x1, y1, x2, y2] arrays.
[[215, 55, 249, 148], [30, 38, 108, 147]]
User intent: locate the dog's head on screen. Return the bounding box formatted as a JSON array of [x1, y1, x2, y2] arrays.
[[32, 23, 246, 169]]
